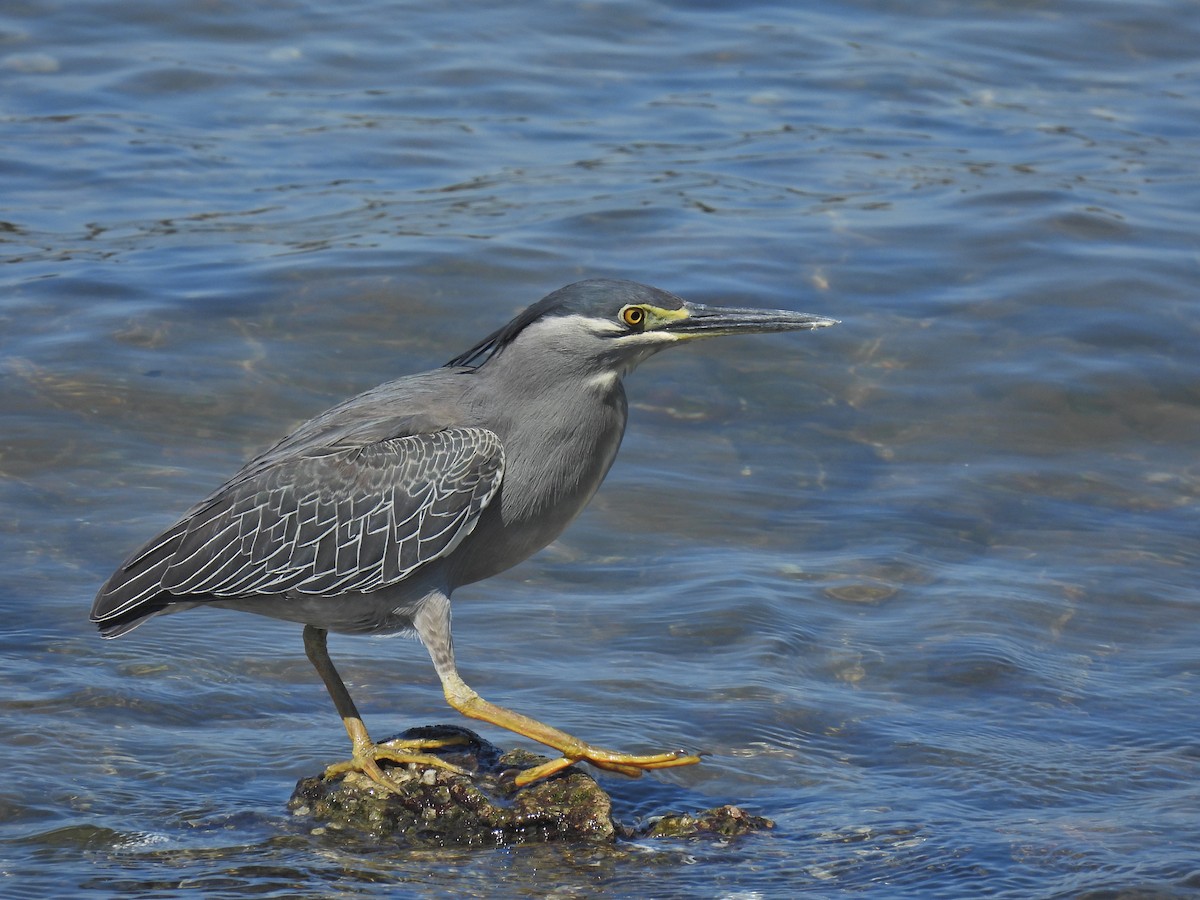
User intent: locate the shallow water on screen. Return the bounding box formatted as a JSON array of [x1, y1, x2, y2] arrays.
[[3, 0, 1199, 896]]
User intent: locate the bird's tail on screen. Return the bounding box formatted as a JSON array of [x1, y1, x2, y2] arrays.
[[91, 523, 188, 638]]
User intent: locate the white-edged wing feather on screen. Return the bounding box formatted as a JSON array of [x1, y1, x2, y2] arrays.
[[91, 427, 504, 631]]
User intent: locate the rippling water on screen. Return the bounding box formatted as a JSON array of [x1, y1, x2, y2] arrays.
[[3, 1, 1199, 897]]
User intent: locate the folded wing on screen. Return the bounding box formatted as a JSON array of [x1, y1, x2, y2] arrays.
[[91, 427, 504, 636]]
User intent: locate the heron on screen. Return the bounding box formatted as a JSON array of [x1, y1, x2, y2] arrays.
[[92, 279, 836, 789]]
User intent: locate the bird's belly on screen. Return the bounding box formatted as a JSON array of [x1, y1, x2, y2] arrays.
[[209, 588, 427, 636], [446, 490, 588, 587]]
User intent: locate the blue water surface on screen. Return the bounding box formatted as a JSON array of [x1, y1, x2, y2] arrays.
[[2, 0, 1198, 897]]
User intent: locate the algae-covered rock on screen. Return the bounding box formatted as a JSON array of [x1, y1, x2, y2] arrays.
[[637, 804, 775, 838], [289, 725, 774, 847], [289, 725, 615, 845]]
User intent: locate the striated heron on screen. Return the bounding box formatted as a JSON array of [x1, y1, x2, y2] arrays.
[[92, 279, 836, 788]]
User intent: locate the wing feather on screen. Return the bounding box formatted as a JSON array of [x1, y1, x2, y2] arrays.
[[91, 427, 504, 633]]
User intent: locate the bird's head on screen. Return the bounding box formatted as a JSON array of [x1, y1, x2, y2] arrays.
[[445, 279, 837, 379]]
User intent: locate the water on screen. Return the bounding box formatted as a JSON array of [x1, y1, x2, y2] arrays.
[[3, 0, 1198, 896]]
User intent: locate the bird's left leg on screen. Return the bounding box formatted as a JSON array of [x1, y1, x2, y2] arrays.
[[413, 594, 701, 786], [302, 625, 465, 791]]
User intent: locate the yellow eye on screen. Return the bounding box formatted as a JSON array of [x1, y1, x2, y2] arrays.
[[621, 306, 646, 328]]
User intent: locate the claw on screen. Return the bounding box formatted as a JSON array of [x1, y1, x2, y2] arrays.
[[514, 748, 701, 786], [325, 750, 465, 790], [324, 739, 468, 793]]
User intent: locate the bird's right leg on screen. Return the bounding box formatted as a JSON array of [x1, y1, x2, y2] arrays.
[[413, 595, 701, 786], [302, 625, 465, 791]]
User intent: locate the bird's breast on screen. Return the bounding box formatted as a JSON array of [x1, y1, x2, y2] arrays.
[[446, 379, 627, 587]]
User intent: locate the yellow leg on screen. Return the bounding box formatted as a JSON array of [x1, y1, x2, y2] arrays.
[[440, 671, 701, 786], [411, 592, 703, 786], [303, 625, 466, 791]]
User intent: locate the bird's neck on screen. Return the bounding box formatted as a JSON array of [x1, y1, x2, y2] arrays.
[[482, 345, 625, 406]]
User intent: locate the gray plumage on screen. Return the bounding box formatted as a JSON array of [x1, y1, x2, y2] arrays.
[[91, 278, 836, 786]]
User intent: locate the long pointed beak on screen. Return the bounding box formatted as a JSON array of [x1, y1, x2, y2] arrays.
[[663, 301, 839, 338]]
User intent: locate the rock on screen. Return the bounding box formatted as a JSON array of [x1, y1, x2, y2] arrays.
[[289, 725, 615, 844], [637, 804, 776, 838], [288, 725, 773, 846]]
